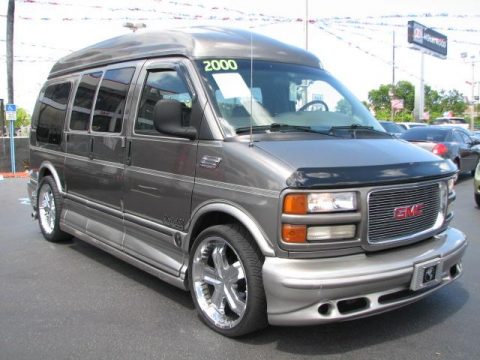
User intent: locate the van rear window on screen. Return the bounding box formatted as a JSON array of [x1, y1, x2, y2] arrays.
[[36, 82, 72, 144]]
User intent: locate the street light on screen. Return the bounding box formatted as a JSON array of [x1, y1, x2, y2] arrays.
[[123, 22, 146, 32], [461, 51, 480, 130]]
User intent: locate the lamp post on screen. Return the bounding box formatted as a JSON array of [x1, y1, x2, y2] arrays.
[[461, 52, 480, 130]]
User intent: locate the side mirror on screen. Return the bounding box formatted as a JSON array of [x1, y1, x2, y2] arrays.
[[153, 99, 197, 140]]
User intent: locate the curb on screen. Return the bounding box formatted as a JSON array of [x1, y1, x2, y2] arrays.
[[0, 172, 29, 180]]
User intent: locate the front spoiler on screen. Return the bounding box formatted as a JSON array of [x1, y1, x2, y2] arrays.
[[263, 227, 467, 326]]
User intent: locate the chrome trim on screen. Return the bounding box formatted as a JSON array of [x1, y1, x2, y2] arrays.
[[64, 192, 123, 219], [128, 166, 195, 184], [366, 180, 448, 245], [199, 155, 222, 169], [194, 178, 280, 198]]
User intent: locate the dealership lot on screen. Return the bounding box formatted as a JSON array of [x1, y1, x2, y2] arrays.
[[0, 177, 479, 360]]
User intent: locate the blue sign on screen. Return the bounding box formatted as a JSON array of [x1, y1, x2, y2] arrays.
[[6, 104, 16, 112]]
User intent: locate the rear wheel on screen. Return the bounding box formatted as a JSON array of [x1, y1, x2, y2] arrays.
[[475, 193, 480, 208], [37, 176, 71, 242], [188, 224, 267, 337]]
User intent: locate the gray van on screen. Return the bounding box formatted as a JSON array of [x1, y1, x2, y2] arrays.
[[27, 27, 467, 336]]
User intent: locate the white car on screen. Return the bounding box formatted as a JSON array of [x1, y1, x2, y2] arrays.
[[397, 122, 428, 130]]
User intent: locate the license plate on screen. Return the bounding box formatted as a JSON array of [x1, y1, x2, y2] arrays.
[[410, 258, 442, 291]]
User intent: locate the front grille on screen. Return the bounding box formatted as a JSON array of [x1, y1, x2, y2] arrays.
[[368, 183, 440, 244]]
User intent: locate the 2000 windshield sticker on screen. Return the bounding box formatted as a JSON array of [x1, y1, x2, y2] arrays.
[[203, 59, 238, 72]]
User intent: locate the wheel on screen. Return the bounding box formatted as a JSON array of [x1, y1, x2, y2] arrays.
[[297, 99, 329, 112], [37, 176, 71, 242], [475, 193, 480, 208], [188, 224, 267, 337]]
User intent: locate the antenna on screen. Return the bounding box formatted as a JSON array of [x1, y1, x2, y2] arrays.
[[249, 28, 254, 147]]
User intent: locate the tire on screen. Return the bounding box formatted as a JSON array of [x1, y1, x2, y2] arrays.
[[475, 193, 480, 208], [188, 224, 268, 337], [37, 176, 71, 242]]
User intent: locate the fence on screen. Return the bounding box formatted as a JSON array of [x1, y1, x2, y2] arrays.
[[0, 137, 29, 173]]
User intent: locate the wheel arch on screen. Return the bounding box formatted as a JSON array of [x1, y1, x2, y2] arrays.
[[185, 202, 276, 257], [38, 162, 64, 194]]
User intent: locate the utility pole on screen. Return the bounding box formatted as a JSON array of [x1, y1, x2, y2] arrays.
[[6, 0, 15, 173], [391, 30, 396, 121], [7, 0, 14, 105]]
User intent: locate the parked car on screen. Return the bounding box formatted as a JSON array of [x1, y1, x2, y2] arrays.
[[433, 117, 469, 129], [401, 126, 480, 176], [27, 27, 466, 337], [475, 163, 480, 207], [397, 122, 428, 130], [379, 121, 405, 137]]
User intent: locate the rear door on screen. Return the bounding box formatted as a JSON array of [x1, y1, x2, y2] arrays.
[[453, 129, 477, 171], [64, 63, 139, 248]]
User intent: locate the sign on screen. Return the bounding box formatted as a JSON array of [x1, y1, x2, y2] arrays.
[[5, 103, 17, 121], [408, 21, 447, 58], [391, 98, 404, 111]]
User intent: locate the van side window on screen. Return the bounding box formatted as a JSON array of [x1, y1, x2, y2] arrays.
[[92, 67, 135, 133], [70, 71, 102, 131], [135, 70, 192, 135], [36, 82, 72, 144]]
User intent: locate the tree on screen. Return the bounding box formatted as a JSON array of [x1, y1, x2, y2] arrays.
[[366, 81, 468, 123], [15, 107, 31, 127], [439, 89, 467, 116]]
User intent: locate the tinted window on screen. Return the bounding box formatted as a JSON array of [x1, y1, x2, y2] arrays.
[[135, 70, 192, 135], [36, 82, 72, 144], [401, 128, 448, 142], [92, 67, 135, 133], [70, 72, 102, 131]]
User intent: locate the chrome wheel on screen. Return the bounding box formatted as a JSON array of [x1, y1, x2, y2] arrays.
[[38, 184, 56, 235], [191, 237, 247, 329]]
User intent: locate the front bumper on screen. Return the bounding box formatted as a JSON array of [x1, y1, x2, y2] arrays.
[[263, 227, 467, 326]]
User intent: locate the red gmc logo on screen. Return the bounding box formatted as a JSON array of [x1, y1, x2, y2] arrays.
[[393, 203, 424, 220]]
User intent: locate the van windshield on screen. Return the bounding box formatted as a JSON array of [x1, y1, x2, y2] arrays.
[[195, 59, 383, 137]]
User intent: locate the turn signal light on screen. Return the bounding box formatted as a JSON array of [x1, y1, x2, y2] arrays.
[[282, 224, 307, 243], [283, 194, 307, 214]]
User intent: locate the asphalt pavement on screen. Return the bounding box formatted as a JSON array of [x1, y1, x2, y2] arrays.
[[0, 177, 478, 360]]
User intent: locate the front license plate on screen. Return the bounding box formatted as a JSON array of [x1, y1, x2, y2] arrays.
[[410, 258, 442, 291]]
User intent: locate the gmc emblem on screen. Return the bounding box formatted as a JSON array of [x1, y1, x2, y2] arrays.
[[393, 203, 424, 220]]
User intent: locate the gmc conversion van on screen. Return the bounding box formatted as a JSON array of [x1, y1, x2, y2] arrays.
[[28, 27, 467, 336]]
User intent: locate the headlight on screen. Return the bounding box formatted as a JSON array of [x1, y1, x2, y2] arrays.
[[447, 178, 455, 194], [308, 192, 357, 212], [283, 192, 357, 214]]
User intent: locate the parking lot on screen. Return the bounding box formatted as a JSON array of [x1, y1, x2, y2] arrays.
[[0, 177, 478, 360]]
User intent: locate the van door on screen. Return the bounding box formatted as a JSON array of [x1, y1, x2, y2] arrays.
[[123, 60, 199, 275], [64, 66, 137, 249]]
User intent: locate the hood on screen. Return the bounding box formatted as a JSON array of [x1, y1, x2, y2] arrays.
[[254, 138, 457, 188]]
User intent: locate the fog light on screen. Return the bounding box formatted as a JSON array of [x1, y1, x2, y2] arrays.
[[307, 225, 356, 241]]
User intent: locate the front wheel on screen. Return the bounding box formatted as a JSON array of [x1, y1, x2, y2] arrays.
[[188, 224, 267, 337], [37, 176, 71, 242], [475, 193, 480, 208]]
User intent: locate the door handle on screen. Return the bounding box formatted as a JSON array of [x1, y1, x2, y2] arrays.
[[126, 140, 132, 166], [89, 137, 94, 160]]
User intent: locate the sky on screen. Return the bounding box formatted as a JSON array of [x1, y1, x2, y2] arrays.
[[1, 0, 480, 113]]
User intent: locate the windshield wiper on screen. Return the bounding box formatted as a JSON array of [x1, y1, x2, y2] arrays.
[[236, 123, 338, 136], [328, 124, 393, 138]]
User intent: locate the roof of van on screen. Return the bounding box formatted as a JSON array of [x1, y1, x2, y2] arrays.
[[49, 26, 322, 78]]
